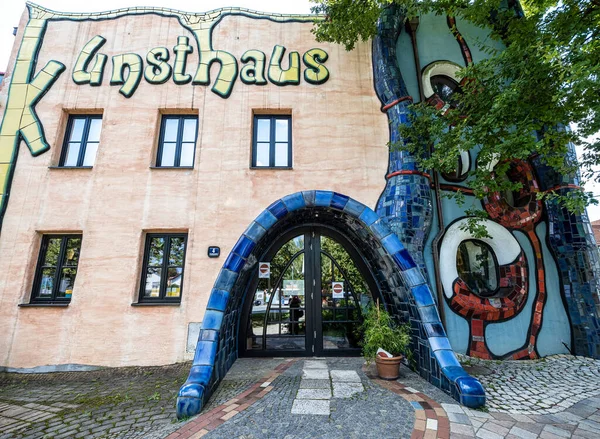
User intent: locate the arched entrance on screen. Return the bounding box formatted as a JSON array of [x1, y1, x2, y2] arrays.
[[239, 225, 382, 357], [176, 190, 485, 418]]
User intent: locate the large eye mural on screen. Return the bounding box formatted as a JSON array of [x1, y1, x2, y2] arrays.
[[440, 219, 529, 359], [422, 60, 463, 111]]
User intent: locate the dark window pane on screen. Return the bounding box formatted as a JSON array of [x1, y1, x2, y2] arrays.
[[256, 119, 270, 142], [37, 268, 55, 297], [457, 240, 498, 297], [144, 267, 162, 297], [431, 75, 461, 106], [169, 237, 185, 266], [182, 119, 197, 142], [64, 238, 81, 266], [166, 267, 183, 298], [69, 119, 85, 142], [57, 267, 77, 298], [64, 142, 81, 166], [43, 238, 62, 266], [87, 118, 102, 142], [148, 237, 164, 266], [163, 118, 179, 142]]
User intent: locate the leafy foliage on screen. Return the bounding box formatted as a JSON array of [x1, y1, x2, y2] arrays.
[[360, 302, 411, 360], [311, 0, 600, 236]]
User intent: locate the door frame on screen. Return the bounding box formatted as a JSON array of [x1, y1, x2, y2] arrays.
[[238, 223, 383, 357]]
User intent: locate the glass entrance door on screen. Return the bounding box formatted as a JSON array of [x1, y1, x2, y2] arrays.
[[243, 228, 375, 356]]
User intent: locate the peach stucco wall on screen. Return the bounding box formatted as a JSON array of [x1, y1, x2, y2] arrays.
[[0, 7, 388, 368]]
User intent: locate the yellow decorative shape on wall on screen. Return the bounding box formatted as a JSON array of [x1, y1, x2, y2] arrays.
[[110, 53, 143, 98], [268, 45, 300, 86], [72, 35, 107, 86], [240, 50, 267, 85], [145, 47, 172, 84], [303, 48, 330, 85]]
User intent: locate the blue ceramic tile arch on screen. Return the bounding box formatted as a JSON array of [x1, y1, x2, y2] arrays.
[[176, 190, 485, 418]]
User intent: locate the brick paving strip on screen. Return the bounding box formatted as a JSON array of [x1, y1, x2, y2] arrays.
[[364, 365, 450, 439], [167, 359, 297, 439]]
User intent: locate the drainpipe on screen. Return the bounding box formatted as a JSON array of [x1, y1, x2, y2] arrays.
[[405, 16, 446, 325]]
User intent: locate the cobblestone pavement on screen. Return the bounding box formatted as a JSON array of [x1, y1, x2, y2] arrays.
[[0, 363, 191, 439], [2, 354, 600, 438]]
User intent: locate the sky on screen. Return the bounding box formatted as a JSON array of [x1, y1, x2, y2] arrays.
[[1, 1, 599, 221]]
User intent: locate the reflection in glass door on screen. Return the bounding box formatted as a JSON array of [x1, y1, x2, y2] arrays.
[[244, 229, 375, 356]]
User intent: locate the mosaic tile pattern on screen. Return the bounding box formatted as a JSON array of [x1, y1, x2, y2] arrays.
[[177, 190, 485, 418], [370, 4, 484, 406], [532, 147, 600, 358]]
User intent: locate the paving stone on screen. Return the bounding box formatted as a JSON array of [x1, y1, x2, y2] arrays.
[[332, 382, 364, 398], [303, 361, 328, 369], [329, 370, 361, 382], [448, 412, 471, 425], [475, 428, 505, 439], [443, 403, 465, 414], [296, 389, 331, 400], [451, 422, 476, 436], [299, 379, 331, 389], [302, 369, 329, 380], [509, 426, 539, 439], [543, 425, 571, 438], [291, 399, 330, 415]]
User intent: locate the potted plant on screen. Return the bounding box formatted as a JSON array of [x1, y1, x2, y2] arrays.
[[360, 302, 411, 380]]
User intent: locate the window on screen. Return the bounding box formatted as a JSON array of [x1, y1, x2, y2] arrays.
[[60, 115, 102, 167], [456, 240, 499, 298], [31, 235, 82, 303], [139, 233, 187, 303], [252, 115, 292, 168], [430, 75, 461, 106], [156, 116, 198, 167]]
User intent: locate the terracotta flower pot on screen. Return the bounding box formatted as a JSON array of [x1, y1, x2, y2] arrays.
[[375, 355, 403, 380]]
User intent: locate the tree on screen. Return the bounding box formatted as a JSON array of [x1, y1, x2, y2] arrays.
[[310, 0, 600, 233]]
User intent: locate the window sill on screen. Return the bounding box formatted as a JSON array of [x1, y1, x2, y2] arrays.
[[149, 166, 194, 170], [250, 167, 293, 170], [19, 303, 70, 308], [48, 166, 93, 170], [131, 302, 181, 306]]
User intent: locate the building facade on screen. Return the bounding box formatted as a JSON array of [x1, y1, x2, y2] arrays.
[[0, 3, 599, 417]]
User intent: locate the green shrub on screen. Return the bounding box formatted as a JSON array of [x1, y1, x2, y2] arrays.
[[360, 302, 411, 362]]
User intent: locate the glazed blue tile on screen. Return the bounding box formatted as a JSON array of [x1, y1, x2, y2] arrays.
[[232, 235, 256, 259], [412, 284, 435, 307], [434, 349, 461, 369], [428, 336, 452, 352], [331, 192, 349, 210], [206, 289, 230, 312], [456, 376, 486, 396], [344, 198, 366, 217], [424, 322, 447, 338], [315, 190, 334, 207], [202, 309, 224, 331], [177, 396, 202, 419], [186, 365, 213, 386], [400, 267, 426, 287], [213, 269, 238, 291], [282, 192, 306, 212], [419, 305, 442, 323], [392, 249, 417, 271], [193, 340, 218, 366], [410, 401, 422, 409], [244, 221, 267, 243], [199, 329, 219, 342], [224, 252, 245, 273], [381, 234, 403, 255], [255, 209, 278, 230], [441, 366, 469, 382], [178, 381, 206, 399], [302, 190, 316, 207], [359, 208, 379, 226], [369, 219, 391, 241], [268, 200, 288, 220]]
